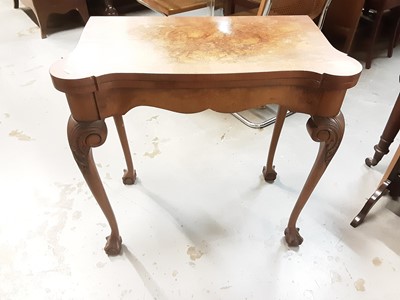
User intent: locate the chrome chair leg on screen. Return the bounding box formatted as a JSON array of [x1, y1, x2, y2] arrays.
[[232, 111, 294, 129]]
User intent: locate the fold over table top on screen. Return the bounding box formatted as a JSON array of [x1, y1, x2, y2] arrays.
[[50, 16, 362, 93]]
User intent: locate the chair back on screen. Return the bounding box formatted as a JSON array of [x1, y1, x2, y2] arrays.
[[259, 0, 332, 28], [269, 0, 325, 18]]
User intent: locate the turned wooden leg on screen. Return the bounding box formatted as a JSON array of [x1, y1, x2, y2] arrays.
[[113, 115, 136, 185], [14, 0, 18, 8], [262, 106, 288, 182], [67, 116, 122, 255], [365, 93, 400, 167], [284, 112, 345, 246]]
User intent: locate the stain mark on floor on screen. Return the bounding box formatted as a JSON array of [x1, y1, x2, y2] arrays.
[[9, 129, 33, 141], [354, 278, 366, 292], [187, 246, 203, 261], [372, 257, 382, 266], [144, 137, 161, 158], [147, 115, 159, 121]]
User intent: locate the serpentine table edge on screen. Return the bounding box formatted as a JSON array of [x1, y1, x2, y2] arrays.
[[50, 16, 362, 255]]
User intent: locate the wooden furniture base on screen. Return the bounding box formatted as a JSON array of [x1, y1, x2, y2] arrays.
[[351, 92, 400, 227], [50, 16, 361, 255], [15, 0, 90, 38], [351, 146, 400, 227]]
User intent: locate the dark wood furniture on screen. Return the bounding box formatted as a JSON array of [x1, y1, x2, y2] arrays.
[[351, 93, 400, 227], [366, 93, 400, 167], [322, 0, 365, 54], [86, 0, 150, 16], [14, 0, 146, 38], [223, 0, 333, 129], [137, 0, 208, 15], [225, 0, 330, 23], [362, 0, 400, 68], [351, 145, 400, 227], [50, 16, 361, 255], [14, 0, 90, 38]]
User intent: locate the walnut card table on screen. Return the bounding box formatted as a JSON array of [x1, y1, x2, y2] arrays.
[[50, 16, 362, 255]]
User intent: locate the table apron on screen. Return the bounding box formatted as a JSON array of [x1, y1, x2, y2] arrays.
[[75, 86, 345, 121]]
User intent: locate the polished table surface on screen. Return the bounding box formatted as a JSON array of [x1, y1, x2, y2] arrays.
[[137, 0, 210, 15], [50, 16, 362, 255]]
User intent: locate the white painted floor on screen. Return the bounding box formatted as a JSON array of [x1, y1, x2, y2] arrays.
[[1, 1, 400, 299]]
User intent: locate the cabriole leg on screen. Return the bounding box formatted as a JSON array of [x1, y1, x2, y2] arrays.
[[113, 115, 136, 185], [284, 112, 345, 246], [263, 105, 288, 182], [67, 116, 122, 255]]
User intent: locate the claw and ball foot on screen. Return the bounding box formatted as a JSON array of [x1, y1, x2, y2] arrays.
[[122, 169, 136, 185], [105, 235, 123, 256], [262, 166, 277, 182], [284, 227, 303, 247]]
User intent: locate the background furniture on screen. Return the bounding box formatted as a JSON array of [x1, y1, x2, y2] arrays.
[[351, 93, 400, 227], [15, 0, 146, 38], [225, 0, 332, 128], [322, 0, 365, 54], [226, 0, 332, 27], [351, 145, 400, 227], [14, 0, 89, 38], [50, 16, 361, 255], [137, 0, 222, 15], [362, 0, 400, 68], [366, 92, 400, 166]]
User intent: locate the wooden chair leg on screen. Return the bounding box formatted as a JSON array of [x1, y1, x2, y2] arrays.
[[35, 11, 49, 39], [388, 7, 400, 57], [366, 11, 384, 69], [77, 3, 90, 23]]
